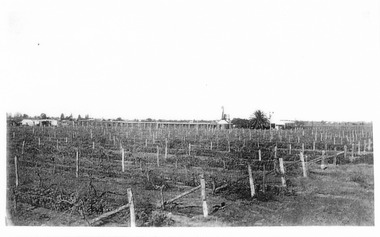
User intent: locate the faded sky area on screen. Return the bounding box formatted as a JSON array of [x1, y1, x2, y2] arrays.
[[1, 0, 379, 122]]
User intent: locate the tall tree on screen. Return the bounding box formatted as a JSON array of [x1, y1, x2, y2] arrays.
[[60, 113, 65, 120], [250, 110, 270, 129], [40, 113, 47, 119]]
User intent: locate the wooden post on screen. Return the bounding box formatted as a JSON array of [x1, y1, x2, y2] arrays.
[[200, 175, 208, 218], [313, 141, 315, 151], [300, 152, 307, 177], [279, 158, 286, 187], [333, 147, 337, 165], [321, 150, 326, 170], [262, 164, 266, 193], [122, 148, 125, 172], [248, 164, 255, 197], [368, 139, 372, 151], [92, 141, 95, 150], [188, 143, 191, 156], [358, 141, 361, 155], [288, 144, 292, 155], [160, 185, 165, 209], [127, 188, 136, 227], [156, 146, 160, 167], [164, 139, 168, 160], [38, 137, 41, 147], [21, 141, 25, 155], [344, 145, 347, 159], [15, 156, 19, 187], [228, 140, 231, 152], [210, 141, 213, 150], [76, 149, 79, 178], [66, 137, 68, 143], [274, 146, 277, 159], [258, 150, 261, 161]]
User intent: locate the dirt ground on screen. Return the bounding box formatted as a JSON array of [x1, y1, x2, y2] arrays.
[[8, 160, 374, 226]]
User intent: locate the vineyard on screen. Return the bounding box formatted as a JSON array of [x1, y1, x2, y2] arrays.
[[6, 123, 374, 226]]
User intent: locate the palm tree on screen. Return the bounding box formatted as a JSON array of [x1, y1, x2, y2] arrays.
[[250, 110, 270, 129]]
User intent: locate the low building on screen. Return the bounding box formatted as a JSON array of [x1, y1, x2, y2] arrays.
[[21, 119, 35, 126], [21, 119, 58, 126]]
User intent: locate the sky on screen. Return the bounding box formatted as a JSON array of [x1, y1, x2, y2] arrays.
[[1, 0, 379, 122]]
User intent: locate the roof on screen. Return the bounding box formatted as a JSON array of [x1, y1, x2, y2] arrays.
[[217, 120, 229, 124]]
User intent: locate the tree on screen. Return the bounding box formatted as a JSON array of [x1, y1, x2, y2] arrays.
[[60, 113, 65, 120], [77, 114, 82, 120], [40, 113, 47, 119], [231, 118, 250, 128], [250, 110, 270, 129], [85, 114, 90, 119], [68, 114, 73, 120], [22, 114, 29, 118]]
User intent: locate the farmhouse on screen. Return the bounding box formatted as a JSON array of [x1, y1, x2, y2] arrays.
[[21, 119, 35, 126], [20, 119, 58, 126], [39, 119, 58, 127]]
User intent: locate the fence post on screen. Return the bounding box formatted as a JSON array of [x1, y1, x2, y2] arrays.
[[313, 141, 315, 151], [333, 147, 337, 165], [76, 149, 79, 178], [188, 143, 191, 156], [165, 139, 168, 159], [122, 148, 125, 172], [258, 150, 261, 161], [210, 141, 213, 150], [279, 158, 286, 187], [15, 156, 19, 187], [22, 141, 25, 155], [321, 150, 326, 170], [274, 146, 277, 159], [127, 188, 136, 227], [248, 164, 255, 197], [200, 175, 208, 218], [368, 139, 372, 151], [300, 152, 307, 178], [344, 145, 347, 159], [288, 144, 292, 155], [156, 146, 160, 167], [160, 185, 165, 209], [38, 137, 41, 147]]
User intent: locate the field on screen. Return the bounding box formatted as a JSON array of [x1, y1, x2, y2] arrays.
[[6, 123, 374, 226]]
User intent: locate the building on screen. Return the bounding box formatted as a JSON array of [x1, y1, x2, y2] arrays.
[[20, 119, 58, 126]]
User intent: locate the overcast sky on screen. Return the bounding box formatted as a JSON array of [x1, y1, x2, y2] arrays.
[[1, 0, 379, 122]]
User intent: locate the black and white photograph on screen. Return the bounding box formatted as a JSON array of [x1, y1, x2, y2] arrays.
[[1, 0, 379, 236]]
